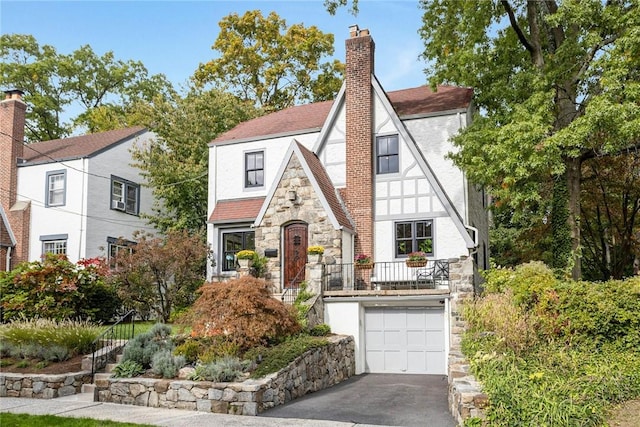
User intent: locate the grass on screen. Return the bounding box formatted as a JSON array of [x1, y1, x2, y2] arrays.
[[104, 321, 190, 338], [0, 413, 153, 427]]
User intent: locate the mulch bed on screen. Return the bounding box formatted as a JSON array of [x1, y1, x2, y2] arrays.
[[0, 354, 85, 375]]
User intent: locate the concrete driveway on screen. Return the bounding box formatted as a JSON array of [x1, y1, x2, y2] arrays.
[[260, 373, 456, 427]]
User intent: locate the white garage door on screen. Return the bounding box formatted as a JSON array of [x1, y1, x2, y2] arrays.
[[365, 307, 445, 374]]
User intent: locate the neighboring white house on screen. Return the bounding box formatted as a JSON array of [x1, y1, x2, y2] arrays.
[[0, 90, 157, 270], [207, 26, 489, 376]]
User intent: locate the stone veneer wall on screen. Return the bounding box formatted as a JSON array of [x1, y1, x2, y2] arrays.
[[96, 335, 354, 416], [255, 154, 342, 291], [447, 256, 488, 423], [0, 372, 92, 398]]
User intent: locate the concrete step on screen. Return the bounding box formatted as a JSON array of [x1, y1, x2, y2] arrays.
[[105, 363, 118, 373], [116, 354, 124, 363]]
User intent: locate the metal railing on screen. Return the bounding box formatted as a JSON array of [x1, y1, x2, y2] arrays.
[[281, 264, 306, 305], [90, 309, 136, 381], [323, 260, 450, 292]]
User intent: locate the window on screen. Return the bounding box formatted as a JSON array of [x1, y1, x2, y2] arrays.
[[376, 135, 399, 174], [395, 220, 433, 257], [46, 170, 66, 207], [107, 237, 134, 268], [40, 234, 68, 256], [222, 230, 255, 271], [245, 151, 264, 188], [111, 176, 139, 215]]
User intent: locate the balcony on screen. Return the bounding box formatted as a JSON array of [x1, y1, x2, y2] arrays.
[[322, 260, 450, 294]]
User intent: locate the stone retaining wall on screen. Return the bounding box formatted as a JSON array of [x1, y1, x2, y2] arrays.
[[447, 256, 487, 424], [0, 371, 92, 398], [96, 335, 354, 415]]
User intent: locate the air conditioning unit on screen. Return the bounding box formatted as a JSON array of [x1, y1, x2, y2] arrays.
[[112, 200, 126, 210]]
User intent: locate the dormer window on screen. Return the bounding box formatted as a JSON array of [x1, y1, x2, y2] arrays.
[[376, 135, 399, 174], [111, 176, 139, 215]]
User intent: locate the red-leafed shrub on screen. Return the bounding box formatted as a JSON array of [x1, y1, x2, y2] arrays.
[[183, 276, 301, 351]]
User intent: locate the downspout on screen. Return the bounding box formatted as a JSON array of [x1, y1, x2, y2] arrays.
[[5, 246, 11, 271], [465, 224, 479, 255]]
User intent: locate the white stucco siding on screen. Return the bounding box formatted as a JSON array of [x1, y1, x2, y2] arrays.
[[404, 114, 468, 221], [84, 133, 156, 259], [17, 159, 87, 262], [375, 215, 467, 263], [319, 101, 346, 187], [324, 301, 365, 374], [212, 133, 318, 201]]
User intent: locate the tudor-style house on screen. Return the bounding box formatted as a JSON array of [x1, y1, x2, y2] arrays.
[[207, 26, 488, 375], [0, 90, 157, 270]]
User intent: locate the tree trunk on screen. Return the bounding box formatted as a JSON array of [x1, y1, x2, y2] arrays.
[[566, 156, 582, 280]]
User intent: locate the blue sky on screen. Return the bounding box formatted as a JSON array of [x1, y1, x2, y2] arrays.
[[1, 0, 430, 93]]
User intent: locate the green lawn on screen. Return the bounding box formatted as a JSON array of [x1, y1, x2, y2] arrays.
[[0, 413, 153, 427]]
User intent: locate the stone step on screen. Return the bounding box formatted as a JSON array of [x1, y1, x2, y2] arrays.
[[105, 363, 118, 373], [116, 354, 124, 363], [81, 383, 96, 394], [93, 372, 111, 388]]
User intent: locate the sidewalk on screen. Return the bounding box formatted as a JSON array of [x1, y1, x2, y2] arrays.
[[0, 394, 367, 427]]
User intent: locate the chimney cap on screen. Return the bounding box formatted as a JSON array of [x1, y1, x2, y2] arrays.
[[349, 24, 359, 37], [4, 89, 25, 101]]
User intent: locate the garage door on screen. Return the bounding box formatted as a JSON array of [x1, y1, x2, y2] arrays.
[[365, 307, 445, 374]]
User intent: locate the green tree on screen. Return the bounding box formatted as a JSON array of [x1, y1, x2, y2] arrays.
[[417, 0, 640, 279], [130, 88, 257, 234], [0, 34, 173, 141], [194, 10, 344, 112], [110, 230, 210, 323]]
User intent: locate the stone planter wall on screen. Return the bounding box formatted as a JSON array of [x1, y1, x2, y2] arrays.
[[0, 371, 92, 399], [447, 256, 487, 424], [96, 335, 355, 416]]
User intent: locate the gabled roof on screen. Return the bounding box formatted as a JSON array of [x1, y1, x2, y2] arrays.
[[21, 126, 147, 165], [211, 85, 472, 145], [208, 197, 266, 224], [254, 140, 354, 233], [294, 141, 354, 231]]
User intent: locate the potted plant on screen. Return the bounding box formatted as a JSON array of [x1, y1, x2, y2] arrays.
[[236, 249, 256, 268], [406, 251, 427, 268], [354, 254, 373, 269], [307, 246, 325, 263]]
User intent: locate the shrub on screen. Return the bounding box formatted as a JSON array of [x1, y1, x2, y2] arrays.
[[247, 334, 329, 378], [151, 350, 186, 378], [185, 276, 301, 351], [309, 323, 331, 336], [189, 356, 251, 382], [112, 360, 145, 378], [122, 323, 174, 368], [0, 255, 119, 322], [173, 339, 202, 364], [197, 337, 240, 364]]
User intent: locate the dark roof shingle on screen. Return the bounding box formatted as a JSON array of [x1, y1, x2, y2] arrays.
[[208, 197, 266, 224], [295, 142, 353, 231], [22, 126, 146, 164], [211, 85, 472, 144]]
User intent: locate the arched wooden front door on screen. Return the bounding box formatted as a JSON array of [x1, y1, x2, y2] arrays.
[[283, 222, 308, 289]]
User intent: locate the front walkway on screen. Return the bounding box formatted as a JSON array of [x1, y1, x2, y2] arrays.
[[0, 394, 356, 427]]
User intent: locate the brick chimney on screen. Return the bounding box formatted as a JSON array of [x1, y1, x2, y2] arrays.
[[0, 89, 26, 211], [344, 25, 375, 259], [0, 89, 29, 269]]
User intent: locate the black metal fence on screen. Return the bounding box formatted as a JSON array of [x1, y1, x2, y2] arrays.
[[90, 309, 136, 381], [323, 260, 450, 291]]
